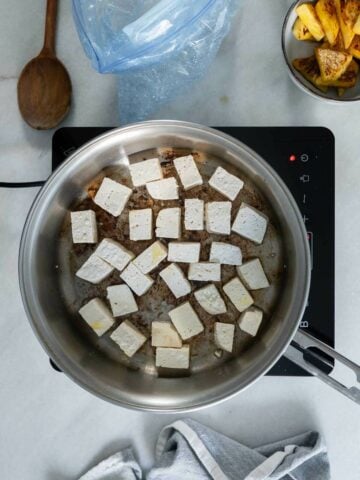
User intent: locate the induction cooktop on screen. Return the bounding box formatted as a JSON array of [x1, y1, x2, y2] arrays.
[[52, 126, 335, 376]]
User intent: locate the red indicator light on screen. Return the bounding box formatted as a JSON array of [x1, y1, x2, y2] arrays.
[[289, 154, 296, 162]]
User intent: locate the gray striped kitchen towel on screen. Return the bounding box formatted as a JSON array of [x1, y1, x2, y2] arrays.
[[79, 418, 330, 480]]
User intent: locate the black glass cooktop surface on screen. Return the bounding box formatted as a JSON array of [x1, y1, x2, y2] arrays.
[[52, 126, 335, 376]]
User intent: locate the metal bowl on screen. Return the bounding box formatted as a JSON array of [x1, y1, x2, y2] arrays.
[[282, 0, 360, 103], [19, 121, 310, 412]]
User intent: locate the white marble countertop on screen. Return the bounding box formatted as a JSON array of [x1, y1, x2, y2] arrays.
[[1, 1, 360, 479]]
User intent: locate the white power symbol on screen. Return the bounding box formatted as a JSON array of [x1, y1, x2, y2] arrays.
[[301, 153, 309, 162]]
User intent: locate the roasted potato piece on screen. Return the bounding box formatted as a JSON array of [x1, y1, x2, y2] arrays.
[[333, 32, 345, 49], [334, 0, 360, 49], [320, 59, 359, 87], [349, 35, 360, 59], [322, 32, 344, 49], [315, 0, 339, 45], [293, 17, 316, 40], [354, 14, 360, 35], [296, 4, 325, 41], [315, 46, 353, 81], [292, 56, 328, 92]]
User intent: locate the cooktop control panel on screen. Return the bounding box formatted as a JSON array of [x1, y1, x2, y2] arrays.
[[53, 127, 335, 376]]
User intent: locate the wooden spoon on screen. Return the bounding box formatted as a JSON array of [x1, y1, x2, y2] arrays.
[[17, 0, 72, 130]]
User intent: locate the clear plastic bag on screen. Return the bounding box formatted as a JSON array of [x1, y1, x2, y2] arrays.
[[72, 0, 240, 123]]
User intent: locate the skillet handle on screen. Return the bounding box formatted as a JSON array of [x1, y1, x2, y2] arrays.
[[284, 329, 360, 405]]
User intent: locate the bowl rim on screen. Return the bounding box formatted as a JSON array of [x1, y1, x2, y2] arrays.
[[281, 0, 360, 103]]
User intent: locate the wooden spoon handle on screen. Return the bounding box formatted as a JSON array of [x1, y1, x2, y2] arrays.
[[41, 0, 58, 56]]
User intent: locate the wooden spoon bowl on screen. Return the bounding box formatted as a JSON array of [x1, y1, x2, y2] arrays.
[[18, 55, 71, 130], [17, 0, 72, 130]]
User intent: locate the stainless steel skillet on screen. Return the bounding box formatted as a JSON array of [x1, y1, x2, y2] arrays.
[[19, 121, 360, 410]]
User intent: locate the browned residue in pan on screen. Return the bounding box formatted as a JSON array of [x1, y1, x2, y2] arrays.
[[57, 147, 285, 376]]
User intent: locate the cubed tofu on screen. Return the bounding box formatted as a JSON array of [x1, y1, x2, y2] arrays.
[[292, 17, 316, 40], [78, 298, 114, 336], [321, 59, 359, 87], [209, 242, 242, 266], [354, 13, 360, 35], [120, 262, 154, 296], [106, 284, 138, 317], [232, 203, 268, 245], [168, 242, 201, 264], [214, 322, 235, 352], [223, 277, 254, 312], [350, 35, 360, 59], [238, 307, 263, 337], [292, 56, 329, 92], [156, 207, 181, 239], [205, 202, 232, 235], [315, 0, 339, 45], [188, 262, 221, 282], [129, 209, 153, 241], [133, 241, 168, 274], [315, 47, 353, 82], [76, 254, 114, 284], [156, 346, 190, 369], [70, 210, 97, 244], [296, 3, 325, 41], [151, 321, 182, 347], [95, 238, 134, 271], [184, 198, 204, 231], [110, 320, 146, 357], [94, 177, 132, 217], [146, 177, 179, 200], [129, 158, 163, 187], [209, 166, 244, 201], [237, 258, 269, 290], [159, 263, 191, 298], [335, 0, 360, 48], [174, 155, 203, 190], [194, 284, 227, 315], [168, 301, 204, 340]]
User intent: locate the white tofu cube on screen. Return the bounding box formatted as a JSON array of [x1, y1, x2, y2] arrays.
[[237, 258, 269, 290], [120, 262, 154, 296], [71, 210, 97, 244], [110, 320, 147, 357], [159, 263, 191, 299], [156, 346, 190, 369], [232, 203, 268, 245], [194, 284, 227, 315], [168, 242, 200, 264], [106, 284, 138, 317], [76, 254, 114, 284], [156, 207, 181, 239], [184, 198, 204, 231], [129, 158, 163, 187], [151, 321, 182, 347], [94, 177, 132, 217], [188, 262, 221, 282], [174, 155, 203, 190], [78, 298, 114, 336], [214, 322, 235, 352], [209, 242, 242, 266], [209, 166, 244, 201], [205, 202, 231, 235], [223, 277, 254, 312], [95, 238, 134, 271], [168, 301, 204, 340], [129, 209, 153, 241], [146, 177, 179, 200], [238, 307, 263, 337], [133, 241, 168, 274]]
